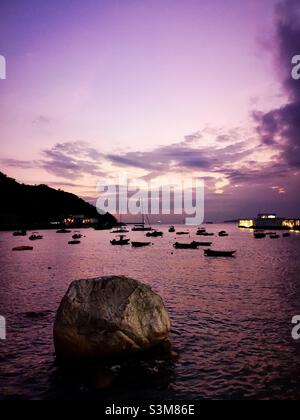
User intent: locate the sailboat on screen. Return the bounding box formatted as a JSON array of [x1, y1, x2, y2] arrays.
[[132, 202, 153, 231]]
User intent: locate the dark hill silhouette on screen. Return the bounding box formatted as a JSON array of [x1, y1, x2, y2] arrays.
[[0, 172, 117, 230]]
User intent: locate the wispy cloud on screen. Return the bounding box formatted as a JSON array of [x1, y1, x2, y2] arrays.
[[254, 0, 300, 168]]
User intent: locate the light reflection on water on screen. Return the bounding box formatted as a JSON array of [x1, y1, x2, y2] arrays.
[[1, 225, 300, 400]]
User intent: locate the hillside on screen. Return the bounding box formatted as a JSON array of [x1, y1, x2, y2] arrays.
[[0, 172, 117, 229]]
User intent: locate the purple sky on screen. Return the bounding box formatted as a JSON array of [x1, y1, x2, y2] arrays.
[[0, 0, 299, 221]]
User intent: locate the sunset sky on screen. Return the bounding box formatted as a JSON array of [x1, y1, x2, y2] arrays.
[[0, 0, 299, 221]]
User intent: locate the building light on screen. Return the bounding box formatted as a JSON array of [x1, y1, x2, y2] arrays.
[[239, 220, 254, 228]]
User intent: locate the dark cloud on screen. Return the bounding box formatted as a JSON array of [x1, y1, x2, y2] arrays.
[[254, 0, 300, 167], [0, 158, 35, 169], [107, 134, 254, 174], [41, 141, 104, 179]]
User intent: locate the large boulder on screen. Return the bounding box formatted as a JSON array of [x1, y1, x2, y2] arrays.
[[54, 276, 171, 359]]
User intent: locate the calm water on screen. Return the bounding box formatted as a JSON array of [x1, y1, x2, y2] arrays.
[[1, 224, 300, 400]]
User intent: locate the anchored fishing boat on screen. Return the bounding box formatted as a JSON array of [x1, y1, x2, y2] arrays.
[[68, 240, 81, 245], [174, 242, 199, 249], [56, 229, 71, 234], [13, 230, 27, 237], [218, 231, 229, 237], [168, 226, 175, 233], [254, 231, 266, 239], [131, 241, 152, 248], [111, 235, 130, 246], [29, 233, 43, 241], [12, 246, 33, 251], [146, 230, 163, 237], [204, 249, 236, 257]]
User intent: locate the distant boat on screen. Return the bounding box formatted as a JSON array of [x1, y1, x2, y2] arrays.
[[204, 249, 236, 257], [29, 233, 43, 241], [13, 230, 27, 237], [196, 228, 206, 235], [132, 207, 153, 231], [218, 231, 229, 237], [111, 228, 129, 234], [203, 232, 214, 236], [176, 231, 189, 235], [68, 240, 81, 245], [283, 232, 291, 238], [56, 229, 71, 234], [72, 233, 82, 239], [254, 231, 266, 239], [12, 246, 33, 251], [111, 235, 130, 246], [131, 241, 152, 248], [168, 226, 175, 233], [270, 234, 280, 239], [174, 242, 199, 249], [193, 241, 212, 247], [146, 230, 163, 237]]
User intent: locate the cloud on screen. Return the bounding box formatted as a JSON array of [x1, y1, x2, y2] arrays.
[[41, 141, 105, 179], [254, 0, 300, 168], [107, 132, 255, 175]]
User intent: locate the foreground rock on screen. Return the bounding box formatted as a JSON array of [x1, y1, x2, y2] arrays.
[[54, 276, 171, 359]]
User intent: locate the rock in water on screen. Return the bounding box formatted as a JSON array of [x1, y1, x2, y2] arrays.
[[54, 276, 171, 359]]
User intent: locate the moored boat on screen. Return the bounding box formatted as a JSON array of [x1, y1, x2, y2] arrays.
[[193, 241, 212, 247], [168, 226, 175, 233], [204, 249, 236, 257], [174, 242, 199, 249], [110, 235, 130, 246], [56, 229, 71, 234], [72, 233, 82, 239], [218, 231, 229, 237], [283, 232, 291, 237], [12, 246, 33, 251], [13, 230, 27, 237], [146, 230, 163, 237], [29, 233, 43, 241], [270, 234, 280, 239], [68, 240, 81, 245], [176, 231, 189, 235], [131, 241, 152, 248], [254, 231, 266, 239]]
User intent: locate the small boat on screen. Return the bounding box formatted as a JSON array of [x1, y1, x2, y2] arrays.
[[68, 240, 81, 245], [111, 228, 129, 234], [168, 226, 175, 233], [203, 232, 214, 236], [72, 233, 82, 239], [204, 249, 236, 257], [218, 231, 229, 237], [176, 231, 189, 235], [146, 230, 163, 237], [131, 241, 152, 248], [193, 241, 212, 247], [132, 225, 153, 232], [174, 242, 199, 249], [12, 246, 33, 251], [110, 235, 130, 246], [270, 234, 280, 239], [29, 233, 43, 241], [13, 230, 27, 237], [265, 232, 277, 236], [283, 232, 291, 238], [196, 227, 206, 235], [56, 229, 71, 234], [254, 232, 266, 239]]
